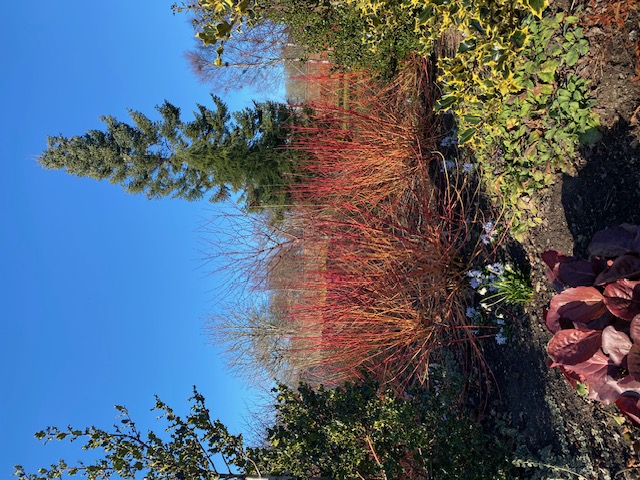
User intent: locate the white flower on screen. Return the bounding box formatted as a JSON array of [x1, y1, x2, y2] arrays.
[[480, 301, 490, 310], [478, 287, 488, 296], [487, 262, 505, 276]]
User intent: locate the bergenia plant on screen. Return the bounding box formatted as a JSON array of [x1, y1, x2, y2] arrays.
[[542, 224, 640, 425]]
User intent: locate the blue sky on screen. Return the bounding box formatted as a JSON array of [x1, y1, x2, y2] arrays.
[[0, 1, 280, 476]]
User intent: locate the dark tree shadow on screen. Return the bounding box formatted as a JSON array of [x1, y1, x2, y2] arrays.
[[562, 119, 640, 257]]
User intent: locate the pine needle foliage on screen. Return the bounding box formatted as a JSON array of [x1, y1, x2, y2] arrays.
[[39, 96, 299, 210]]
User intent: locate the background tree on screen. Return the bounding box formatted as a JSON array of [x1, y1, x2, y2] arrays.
[[174, 0, 418, 90], [185, 21, 299, 94], [14, 375, 512, 480], [39, 96, 299, 210]]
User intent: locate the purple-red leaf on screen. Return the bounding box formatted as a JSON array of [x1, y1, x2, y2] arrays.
[[616, 394, 640, 426], [564, 351, 620, 404], [594, 254, 640, 285], [627, 344, 640, 381], [558, 365, 582, 387], [601, 326, 632, 366], [541, 250, 596, 290], [615, 375, 640, 395], [545, 286, 606, 333], [588, 224, 640, 258], [631, 315, 640, 343], [585, 311, 616, 331], [591, 256, 610, 278], [603, 279, 640, 321], [548, 329, 602, 366]]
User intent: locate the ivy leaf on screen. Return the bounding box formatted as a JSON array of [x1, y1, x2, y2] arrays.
[[579, 127, 603, 146], [538, 60, 559, 83], [565, 46, 579, 67]]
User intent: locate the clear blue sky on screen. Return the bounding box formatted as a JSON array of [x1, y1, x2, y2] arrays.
[[0, 1, 280, 476]]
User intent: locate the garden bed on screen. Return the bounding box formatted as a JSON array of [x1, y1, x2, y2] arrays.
[[481, 3, 640, 476]]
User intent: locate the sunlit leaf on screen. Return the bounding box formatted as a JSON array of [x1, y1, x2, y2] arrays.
[[603, 279, 640, 320]]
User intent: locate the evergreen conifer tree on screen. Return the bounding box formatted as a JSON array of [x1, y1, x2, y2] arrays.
[[39, 96, 298, 209]]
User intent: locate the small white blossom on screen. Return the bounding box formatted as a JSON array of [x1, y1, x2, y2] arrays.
[[478, 287, 488, 296], [487, 262, 505, 276], [480, 301, 490, 310]]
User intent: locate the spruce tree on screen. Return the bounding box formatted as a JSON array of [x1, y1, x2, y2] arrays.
[[39, 95, 298, 209]]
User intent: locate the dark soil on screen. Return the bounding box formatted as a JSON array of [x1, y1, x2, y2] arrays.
[[481, 3, 640, 478]]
